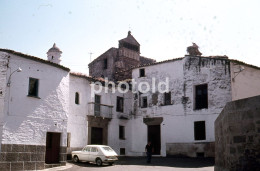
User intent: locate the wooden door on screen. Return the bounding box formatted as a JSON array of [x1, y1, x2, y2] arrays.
[[45, 132, 61, 164]]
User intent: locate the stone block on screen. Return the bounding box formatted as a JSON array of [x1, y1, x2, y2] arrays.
[[59, 154, 65, 162], [18, 152, 31, 161], [25, 145, 37, 153], [24, 162, 36, 170], [233, 136, 246, 143], [60, 146, 67, 153], [31, 153, 44, 162], [11, 162, 23, 171], [0, 153, 6, 161], [36, 162, 45, 170], [0, 162, 11, 171], [6, 153, 18, 161], [12, 144, 25, 152], [36, 145, 46, 153], [60, 161, 66, 166], [1, 144, 12, 152]]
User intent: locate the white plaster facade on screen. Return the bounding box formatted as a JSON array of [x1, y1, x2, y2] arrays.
[[230, 62, 260, 101], [0, 51, 70, 147], [1, 45, 260, 170], [130, 56, 232, 157]]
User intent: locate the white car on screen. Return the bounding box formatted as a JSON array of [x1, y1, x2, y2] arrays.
[[72, 145, 118, 166]]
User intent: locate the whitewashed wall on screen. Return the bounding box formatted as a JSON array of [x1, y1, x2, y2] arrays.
[[67, 75, 91, 149], [131, 56, 232, 156], [230, 62, 260, 101], [1, 53, 69, 146], [0, 52, 9, 151]]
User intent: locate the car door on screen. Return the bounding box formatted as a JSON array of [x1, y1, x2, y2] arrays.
[[80, 147, 91, 161], [89, 147, 99, 162]]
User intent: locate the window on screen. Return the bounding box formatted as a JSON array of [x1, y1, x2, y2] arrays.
[[104, 58, 108, 69], [91, 147, 98, 152], [120, 148, 126, 155], [139, 68, 145, 77], [94, 95, 101, 116], [75, 92, 79, 104], [194, 121, 206, 140], [102, 147, 113, 152], [116, 96, 124, 112], [119, 125, 125, 139], [195, 84, 208, 110], [83, 147, 91, 152], [28, 78, 39, 97], [164, 92, 171, 105], [141, 96, 148, 108]]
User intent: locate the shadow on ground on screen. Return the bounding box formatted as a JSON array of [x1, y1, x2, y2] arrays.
[[68, 156, 214, 168]]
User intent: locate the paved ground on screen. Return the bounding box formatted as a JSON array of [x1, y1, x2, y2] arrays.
[[48, 157, 215, 171]]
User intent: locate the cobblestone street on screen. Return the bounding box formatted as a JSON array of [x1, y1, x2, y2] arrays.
[[46, 157, 214, 171]]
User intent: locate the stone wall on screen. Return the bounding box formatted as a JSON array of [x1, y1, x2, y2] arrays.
[[0, 144, 66, 170], [215, 95, 260, 171], [166, 142, 215, 157], [88, 48, 117, 81]]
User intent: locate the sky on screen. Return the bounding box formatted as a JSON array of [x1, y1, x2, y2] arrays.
[[1, 0, 260, 74]]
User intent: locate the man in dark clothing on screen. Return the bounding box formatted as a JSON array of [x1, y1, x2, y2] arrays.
[[145, 141, 153, 163]]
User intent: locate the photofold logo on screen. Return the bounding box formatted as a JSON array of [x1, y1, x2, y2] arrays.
[[90, 77, 169, 97]]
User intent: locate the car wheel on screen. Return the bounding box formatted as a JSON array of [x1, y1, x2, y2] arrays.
[[73, 155, 79, 163], [96, 158, 102, 166], [109, 162, 114, 166]]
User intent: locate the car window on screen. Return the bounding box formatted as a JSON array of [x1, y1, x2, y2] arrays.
[[102, 147, 114, 152], [83, 147, 91, 152], [86, 147, 91, 152], [91, 147, 98, 152]]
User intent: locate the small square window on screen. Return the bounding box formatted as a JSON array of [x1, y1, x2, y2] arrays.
[[116, 96, 124, 112], [139, 68, 145, 77], [141, 96, 148, 108], [119, 125, 125, 140], [28, 78, 39, 97]]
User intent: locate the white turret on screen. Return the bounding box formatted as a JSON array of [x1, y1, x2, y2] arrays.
[[47, 43, 62, 64]]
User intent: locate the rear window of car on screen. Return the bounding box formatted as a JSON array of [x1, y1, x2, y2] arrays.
[[102, 147, 113, 152]]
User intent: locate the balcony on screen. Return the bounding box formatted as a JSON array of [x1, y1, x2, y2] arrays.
[[88, 102, 113, 119]]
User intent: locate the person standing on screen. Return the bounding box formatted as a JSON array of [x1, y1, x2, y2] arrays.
[[145, 141, 153, 163]]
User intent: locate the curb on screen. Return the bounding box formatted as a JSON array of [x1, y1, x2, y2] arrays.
[[43, 163, 73, 171]]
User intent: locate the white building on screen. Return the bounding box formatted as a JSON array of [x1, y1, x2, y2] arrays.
[[0, 42, 260, 170]]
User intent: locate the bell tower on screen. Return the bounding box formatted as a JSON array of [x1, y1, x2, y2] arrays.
[[47, 43, 62, 64]]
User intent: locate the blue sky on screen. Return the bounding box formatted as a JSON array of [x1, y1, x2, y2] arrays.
[[1, 0, 260, 74]]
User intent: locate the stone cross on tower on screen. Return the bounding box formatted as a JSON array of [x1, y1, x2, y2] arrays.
[[47, 43, 62, 64]]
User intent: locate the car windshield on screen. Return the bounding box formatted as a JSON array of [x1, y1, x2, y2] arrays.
[[102, 147, 114, 152]]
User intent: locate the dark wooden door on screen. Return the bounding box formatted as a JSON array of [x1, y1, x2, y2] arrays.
[[45, 132, 61, 164], [91, 127, 103, 144], [148, 125, 161, 155]]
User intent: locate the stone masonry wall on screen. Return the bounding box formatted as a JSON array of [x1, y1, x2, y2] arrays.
[[215, 95, 260, 171], [0, 144, 66, 170]]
